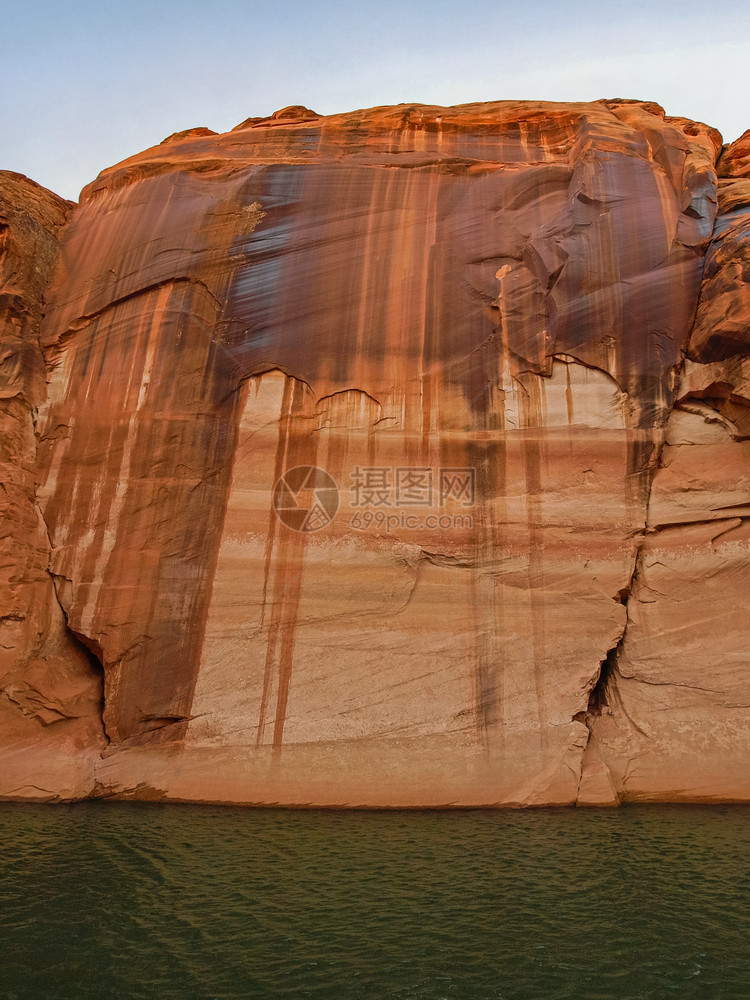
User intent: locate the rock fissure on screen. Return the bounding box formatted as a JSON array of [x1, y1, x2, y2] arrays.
[[647, 514, 750, 533], [38, 504, 110, 747], [48, 275, 224, 355], [574, 392, 675, 805]]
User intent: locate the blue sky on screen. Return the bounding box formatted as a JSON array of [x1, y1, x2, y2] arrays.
[[4, 0, 750, 201]]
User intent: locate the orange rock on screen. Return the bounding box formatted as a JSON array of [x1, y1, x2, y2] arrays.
[[0, 172, 105, 800], [717, 128, 750, 178], [587, 129, 750, 803], [1, 101, 748, 806]]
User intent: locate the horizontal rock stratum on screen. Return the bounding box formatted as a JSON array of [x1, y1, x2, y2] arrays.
[[1, 100, 749, 806]]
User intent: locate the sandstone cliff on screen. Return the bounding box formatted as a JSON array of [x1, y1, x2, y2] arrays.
[[1, 101, 748, 805], [0, 172, 106, 798]]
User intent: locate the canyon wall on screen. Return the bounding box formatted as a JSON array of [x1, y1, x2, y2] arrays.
[[1, 101, 748, 805], [0, 173, 106, 798]]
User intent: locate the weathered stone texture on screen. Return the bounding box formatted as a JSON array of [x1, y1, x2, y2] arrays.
[[0, 172, 105, 800], [0, 103, 748, 805]]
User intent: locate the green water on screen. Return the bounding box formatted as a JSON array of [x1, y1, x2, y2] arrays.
[[1, 803, 749, 999]]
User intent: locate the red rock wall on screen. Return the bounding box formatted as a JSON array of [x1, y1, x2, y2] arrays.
[[0, 173, 105, 799], [586, 130, 750, 803], [1, 104, 748, 805]]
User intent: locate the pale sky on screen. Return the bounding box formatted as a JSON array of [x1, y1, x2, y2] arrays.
[[4, 0, 750, 201]]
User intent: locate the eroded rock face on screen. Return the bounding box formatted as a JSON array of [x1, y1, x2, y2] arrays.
[[0, 173, 105, 800], [1, 102, 748, 805], [586, 134, 750, 803]]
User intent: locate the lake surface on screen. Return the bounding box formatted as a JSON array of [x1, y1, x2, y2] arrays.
[[1, 802, 749, 999]]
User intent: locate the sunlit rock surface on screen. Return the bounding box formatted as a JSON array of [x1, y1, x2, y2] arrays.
[[587, 131, 750, 803], [1, 102, 748, 805], [0, 172, 105, 800]]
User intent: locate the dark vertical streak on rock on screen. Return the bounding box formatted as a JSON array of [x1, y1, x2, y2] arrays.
[[519, 377, 548, 736], [255, 376, 313, 748]]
